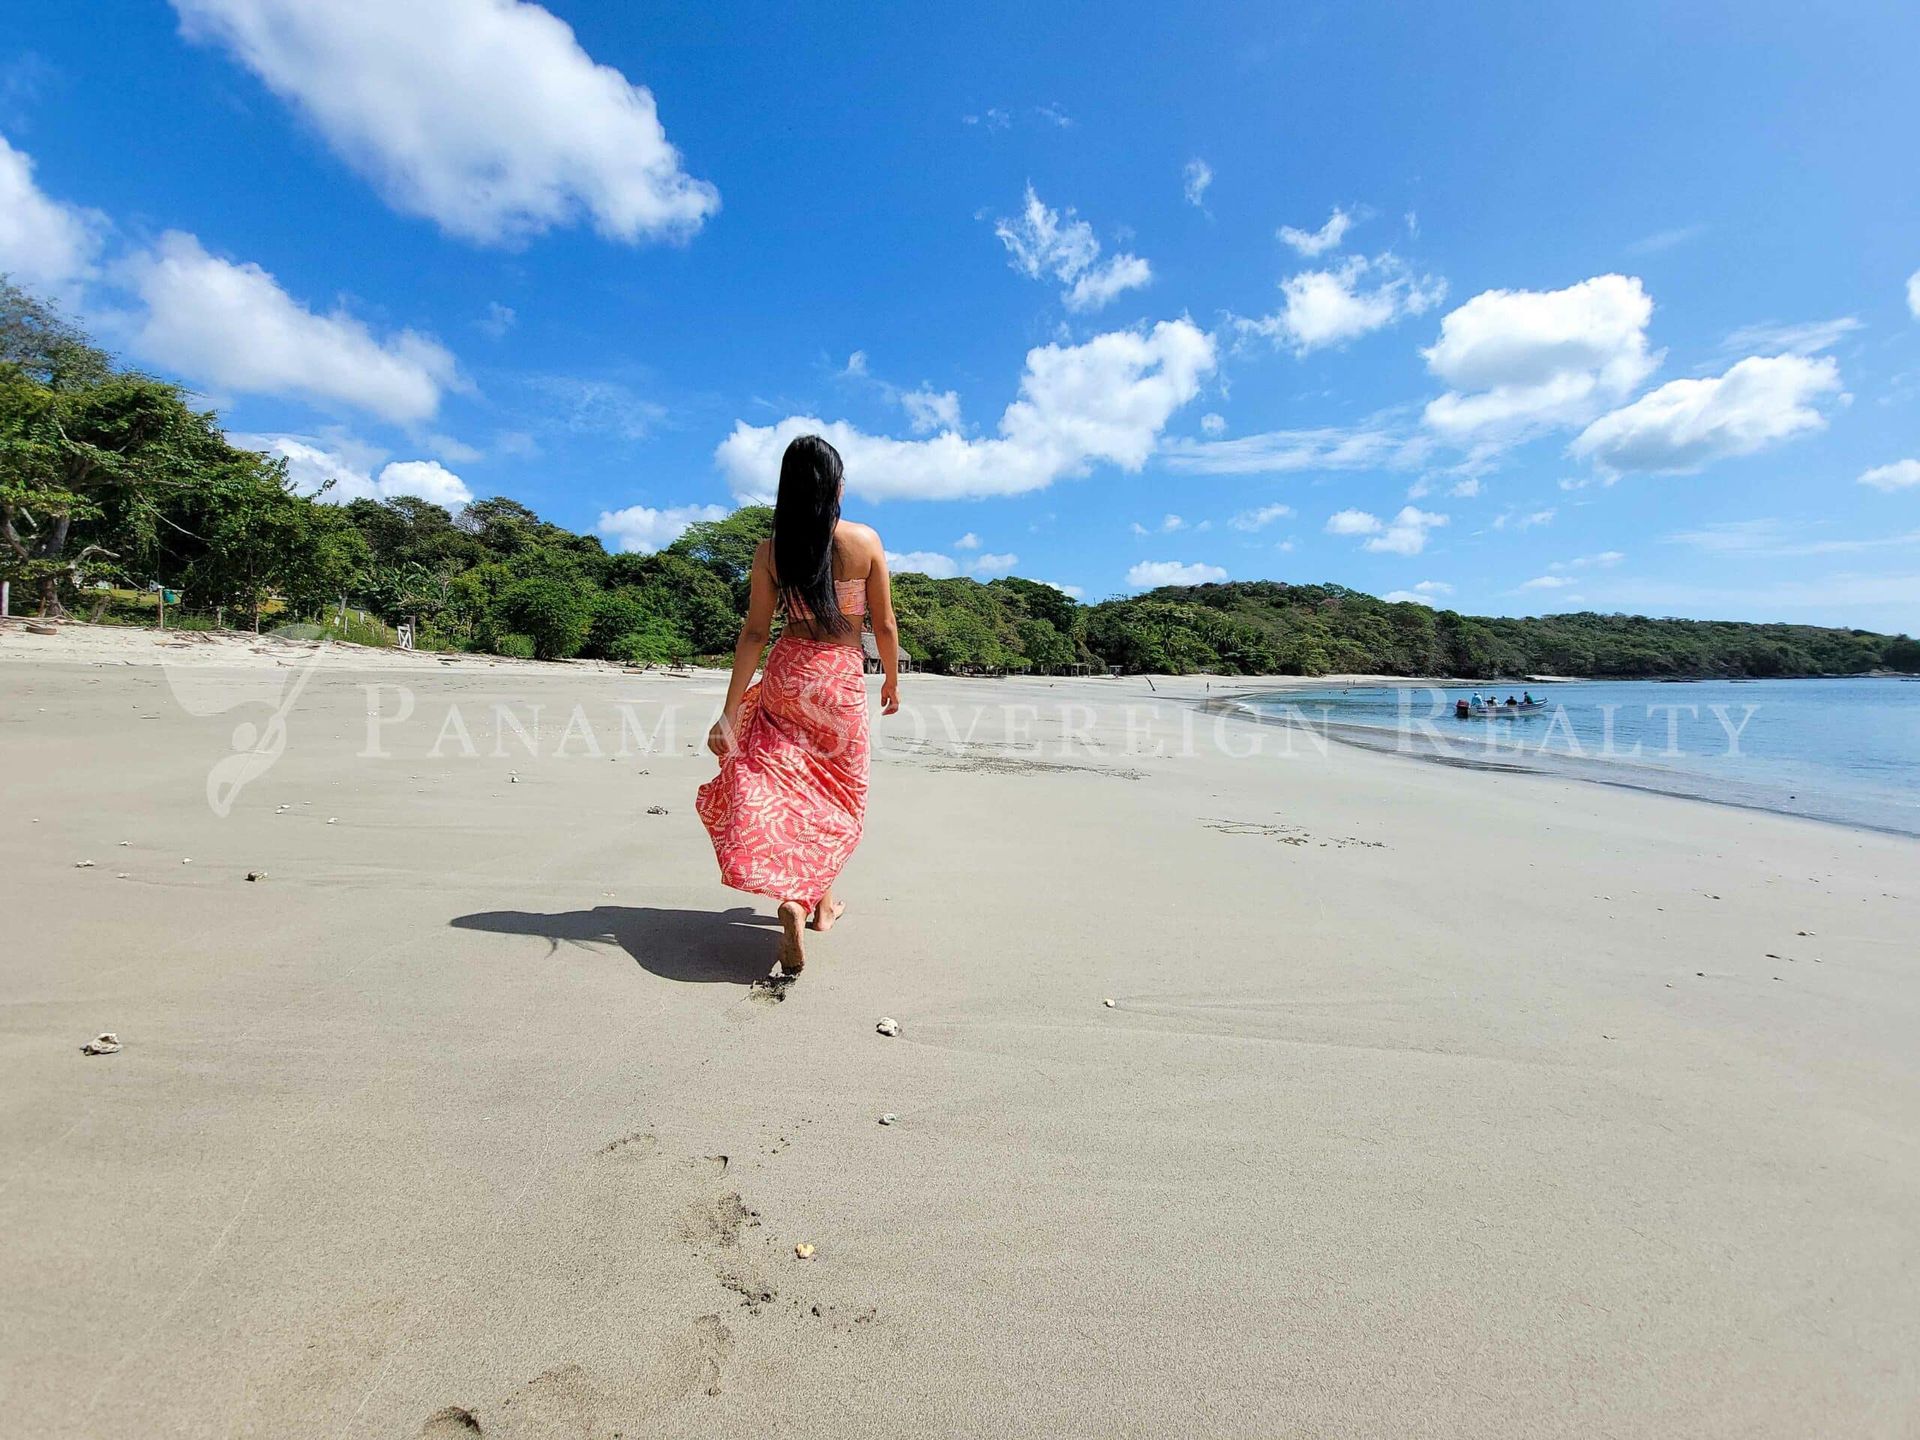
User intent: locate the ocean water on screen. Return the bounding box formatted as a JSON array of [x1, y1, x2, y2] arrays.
[[1238, 677, 1920, 837]]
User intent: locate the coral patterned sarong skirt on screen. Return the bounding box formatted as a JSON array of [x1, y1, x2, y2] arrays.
[[696, 634, 870, 906]]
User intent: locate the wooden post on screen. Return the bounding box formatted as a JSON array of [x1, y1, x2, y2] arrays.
[[158, 588, 167, 631], [1, 580, 9, 618]]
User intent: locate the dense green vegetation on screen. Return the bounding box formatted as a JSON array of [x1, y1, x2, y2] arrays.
[[4, 278, 1915, 677], [1082, 581, 1917, 679]]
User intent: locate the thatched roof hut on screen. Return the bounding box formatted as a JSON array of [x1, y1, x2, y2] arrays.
[[860, 631, 911, 673]]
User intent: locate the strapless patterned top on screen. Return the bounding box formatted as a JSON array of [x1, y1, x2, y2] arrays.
[[785, 576, 869, 622]]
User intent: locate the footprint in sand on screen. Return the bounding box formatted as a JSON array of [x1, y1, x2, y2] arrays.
[[745, 973, 794, 1007], [490, 1364, 615, 1435], [418, 1406, 482, 1437], [596, 1129, 658, 1160], [678, 1191, 759, 1251], [664, 1313, 735, 1398]]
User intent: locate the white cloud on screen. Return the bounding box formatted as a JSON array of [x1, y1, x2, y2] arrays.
[[1659, 519, 1790, 554], [123, 232, 460, 422], [1370, 507, 1448, 556], [527, 375, 665, 440], [427, 434, 483, 464], [250, 437, 473, 509], [1383, 590, 1434, 605], [1325, 509, 1382, 537], [1328, 505, 1447, 555], [1277, 207, 1352, 257], [1908, 270, 1920, 321], [1520, 574, 1576, 590], [1040, 580, 1085, 599], [1182, 158, 1213, 208], [1570, 353, 1841, 474], [1625, 224, 1706, 256], [1065, 254, 1153, 314], [1422, 274, 1658, 440], [716, 319, 1215, 502], [1662, 519, 1920, 559], [250, 436, 377, 501], [994, 184, 1150, 312], [841, 354, 967, 435], [995, 187, 1099, 281], [377, 459, 474, 509], [1230, 503, 1293, 531], [1493, 507, 1555, 531], [1448, 477, 1482, 498], [479, 301, 517, 338], [954, 532, 981, 550], [1240, 254, 1445, 354], [1162, 422, 1417, 475], [899, 386, 962, 435], [171, 0, 718, 246], [1721, 317, 1860, 356], [0, 132, 104, 292], [969, 551, 1018, 577], [1549, 551, 1625, 571], [1131, 514, 1186, 535], [1199, 412, 1226, 436], [886, 550, 961, 579], [597, 501, 730, 554], [1127, 560, 1227, 587], [1860, 459, 1920, 492]]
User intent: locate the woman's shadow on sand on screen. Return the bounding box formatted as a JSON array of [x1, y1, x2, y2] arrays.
[[449, 905, 780, 986]]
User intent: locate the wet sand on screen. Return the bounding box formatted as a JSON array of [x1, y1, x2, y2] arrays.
[[2, 627, 1917, 1437]]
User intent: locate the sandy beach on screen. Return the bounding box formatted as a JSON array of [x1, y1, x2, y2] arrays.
[[3, 624, 1917, 1438]]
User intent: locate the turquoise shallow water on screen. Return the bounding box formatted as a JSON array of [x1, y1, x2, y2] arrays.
[[1239, 677, 1920, 837]]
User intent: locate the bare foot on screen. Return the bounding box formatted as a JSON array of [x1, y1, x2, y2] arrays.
[[808, 898, 846, 933], [776, 900, 808, 975]]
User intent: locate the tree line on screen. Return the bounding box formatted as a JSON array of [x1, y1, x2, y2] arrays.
[[4, 278, 1915, 677]]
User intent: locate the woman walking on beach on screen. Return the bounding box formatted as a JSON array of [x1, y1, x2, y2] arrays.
[[696, 435, 901, 979]]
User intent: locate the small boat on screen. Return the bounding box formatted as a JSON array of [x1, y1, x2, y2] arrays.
[[1455, 698, 1548, 718]]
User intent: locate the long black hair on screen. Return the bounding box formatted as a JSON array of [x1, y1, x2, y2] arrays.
[[772, 434, 847, 632]]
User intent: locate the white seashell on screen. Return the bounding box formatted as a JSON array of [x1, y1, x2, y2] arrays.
[[875, 1018, 900, 1037]]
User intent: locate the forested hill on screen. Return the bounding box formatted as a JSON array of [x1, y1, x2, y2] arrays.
[[5, 278, 1916, 680], [1079, 580, 1916, 679]]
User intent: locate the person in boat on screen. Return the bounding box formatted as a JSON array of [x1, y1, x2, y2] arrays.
[[1505, 694, 1518, 706], [1470, 691, 1483, 708], [1522, 690, 1535, 705]]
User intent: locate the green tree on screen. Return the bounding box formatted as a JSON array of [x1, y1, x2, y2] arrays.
[[666, 505, 774, 598], [497, 574, 593, 659], [0, 292, 234, 614]]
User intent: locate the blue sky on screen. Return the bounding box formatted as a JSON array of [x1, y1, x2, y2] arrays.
[[4, 1, 1917, 631]]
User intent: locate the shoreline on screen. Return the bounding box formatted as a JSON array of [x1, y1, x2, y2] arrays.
[[1218, 682, 1920, 840]]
